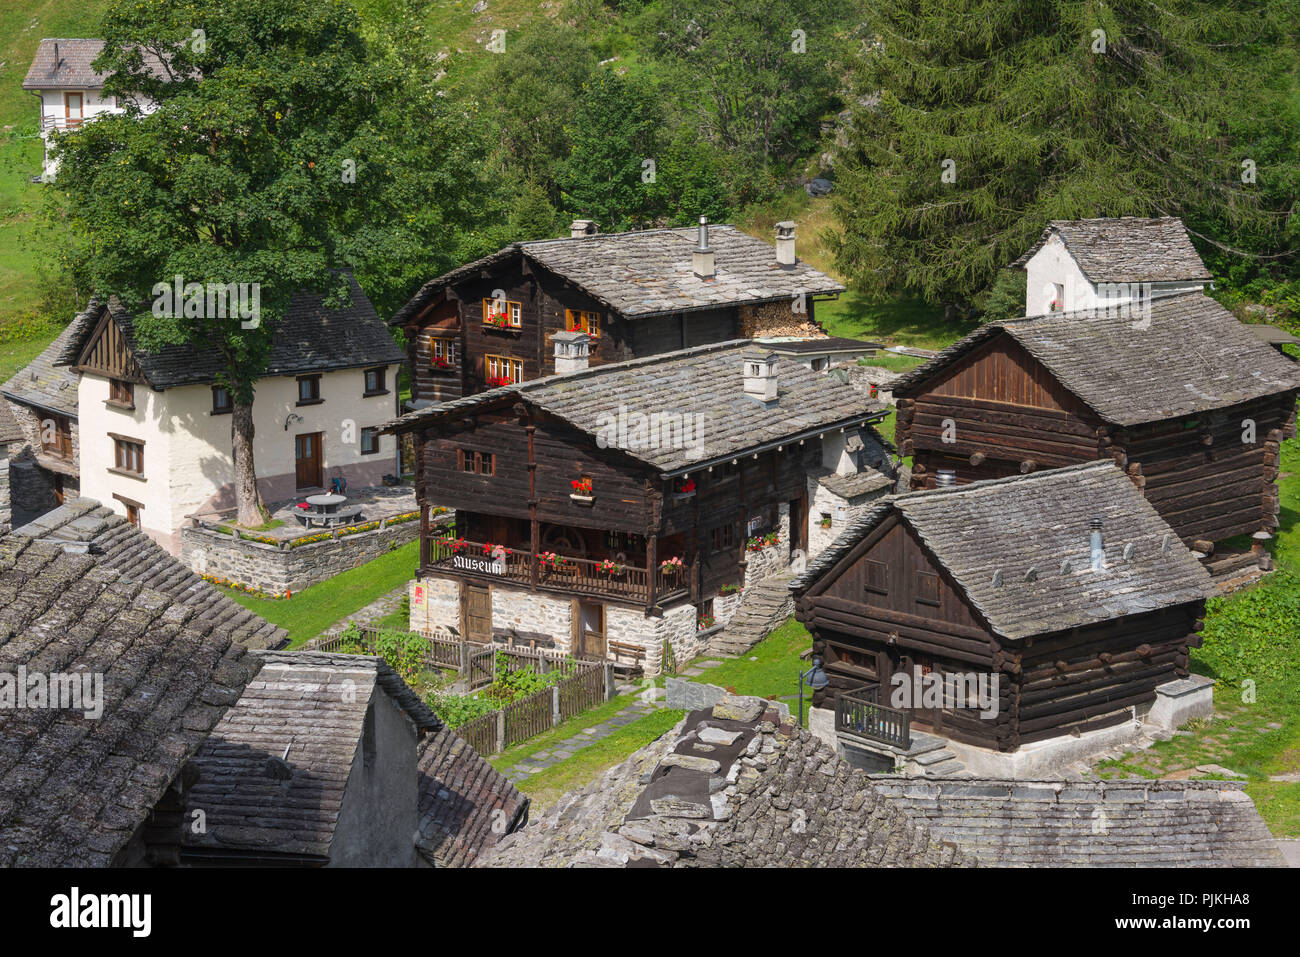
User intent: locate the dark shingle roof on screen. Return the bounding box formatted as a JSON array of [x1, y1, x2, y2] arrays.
[[22, 38, 171, 90], [892, 293, 1300, 426], [53, 273, 404, 391], [0, 400, 21, 444], [0, 316, 85, 417], [416, 727, 529, 867], [13, 499, 287, 650], [793, 462, 1212, 641], [183, 650, 439, 860], [385, 341, 884, 474], [872, 778, 1285, 867], [0, 525, 262, 867], [1010, 217, 1211, 283], [390, 226, 844, 325]]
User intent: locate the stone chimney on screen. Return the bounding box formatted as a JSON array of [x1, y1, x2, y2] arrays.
[[775, 221, 797, 267], [693, 216, 715, 279], [553, 331, 591, 374], [742, 349, 778, 404], [569, 219, 598, 238]]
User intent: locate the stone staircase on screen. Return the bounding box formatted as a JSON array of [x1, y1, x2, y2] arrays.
[[902, 731, 969, 778], [704, 573, 795, 657]]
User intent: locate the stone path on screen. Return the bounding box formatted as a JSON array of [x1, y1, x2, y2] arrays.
[[703, 573, 794, 657], [314, 584, 408, 642], [503, 692, 667, 785]]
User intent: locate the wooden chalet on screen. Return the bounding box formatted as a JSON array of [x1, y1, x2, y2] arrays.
[[790, 461, 1213, 755], [892, 292, 1300, 549], [389, 219, 843, 406], [383, 339, 886, 668]]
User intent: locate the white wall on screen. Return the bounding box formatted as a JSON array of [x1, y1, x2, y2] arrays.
[[36, 88, 156, 178], [79, 364, 401, 551], [1023, 233, 1205, 317]]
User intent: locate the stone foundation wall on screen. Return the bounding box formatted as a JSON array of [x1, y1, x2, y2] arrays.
[[6, 455, 71, 528], [0, 456, 9, 530], [181, 519, 420, 595], [409, 576, 460, 633]]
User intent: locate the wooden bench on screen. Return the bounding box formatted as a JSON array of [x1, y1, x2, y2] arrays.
[[607, 640, 647, 676]]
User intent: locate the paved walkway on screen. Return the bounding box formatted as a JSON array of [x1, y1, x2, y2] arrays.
[[314, 583, 408, 642], [503, 692, 667, 785]]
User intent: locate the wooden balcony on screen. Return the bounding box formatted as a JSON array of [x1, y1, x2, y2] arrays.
[[422, 536, 690, 607], [834, 685, 912, 749]]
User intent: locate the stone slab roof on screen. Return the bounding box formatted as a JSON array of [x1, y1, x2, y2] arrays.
[[0, 316, 85, 417], [760, 336, 882, 355], [0, 527, 262, 867], [479, 694, 969, 868], [0, 400, 21, 445], [182, 650, 439, 861], [22, 38, 171, 90], [53, 272, 404, 391], [818, 468, 894, 500], [871, 778, 1285, 866], [1011, 217, 1211, 283], [12, 499, 287, 650], [390, 226, 844, 325], [792, 462, 1212, 641], [892, 293, 1300, 426], [416, 727, 530, 867], [385, 340, 885, 475]]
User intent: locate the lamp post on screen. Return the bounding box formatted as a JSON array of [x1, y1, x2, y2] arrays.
[[798, 657, 829, 728]]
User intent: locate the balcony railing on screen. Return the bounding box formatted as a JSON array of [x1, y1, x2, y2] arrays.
[[425, 536, 689, 606], [835, 685, 912, 749], [39, 115, 87, 133]]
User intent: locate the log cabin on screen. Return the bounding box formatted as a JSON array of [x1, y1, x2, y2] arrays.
[[384, 337, 889, 674], [389, 218, 844, 407], [790, 461, 1214, 768], [893, 293, 1300, 552]]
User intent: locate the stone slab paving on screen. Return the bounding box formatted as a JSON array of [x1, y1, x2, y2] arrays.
[[502, 694, 668, 786], [313, 583, 409, 642]]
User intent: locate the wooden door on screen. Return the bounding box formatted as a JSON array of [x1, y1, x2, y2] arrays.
[[463, 584, 492, 642], [573, 601, 606, 660], [294, 432, 323, 489], [65, 92, 83, 128], [897, 651, 943, 732]]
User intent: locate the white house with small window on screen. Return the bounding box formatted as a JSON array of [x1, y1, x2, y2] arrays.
[[50, 274, 404, 553], [23, 38, 161, 180]]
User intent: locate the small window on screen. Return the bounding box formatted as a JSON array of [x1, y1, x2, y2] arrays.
[[360, 427, 380, 455], [41, 414, 73, 458], [113, 436, 145, 476], [297, 375, 322, 405], [478, 452, 495, 475], [483, 298, 523, 329], [212, 386, 233, 414], [565, 308, 601, 338], [485, 354, 524, 385], [108, 379, 134, 408], [114, 494, 143, 528], [810, 357, 829, 372], [915, 571, 941, 606], [864, 559, 888, 595], [458, 449, 495, 476], [711, 523, 736, 551], [363, 367, 387, 396], [431, 338, 458, 370]]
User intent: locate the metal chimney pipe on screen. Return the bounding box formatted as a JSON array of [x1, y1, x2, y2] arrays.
[[935, 469, 957, 488], [1090, 517, 1105, 570], [696, 215, 710, 251]]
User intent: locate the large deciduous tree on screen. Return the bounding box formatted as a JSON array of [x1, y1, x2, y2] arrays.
[[831, 0, 1299, 310]]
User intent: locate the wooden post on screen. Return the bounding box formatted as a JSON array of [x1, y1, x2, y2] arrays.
[[605, 662, 615, 700], [551, 686, 561, 727], [646, 533, 658, 611], [419, 503, 429, 571], [495, 708, 505, 753], [526, 419, 539, 590]]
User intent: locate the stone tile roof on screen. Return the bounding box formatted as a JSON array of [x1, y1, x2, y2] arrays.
[[761, 336, 882, 355], [891, 293, 1300, 426], [0, 315, 85, 417], [390, 226, 844, 325], [792, 462, 1212, 641], [1010, 217, 1211, 283], [818, 468, 894, 500], [53, 272, 404, 391], [22, 38, 170, 90], [0, 399, 21, 444], [415, 727, 530, 867], [0, 527, 262, 867], [871, 778, 1285, 866], [182, 650, 439, 861], [479, 695, 969, 868], [12, 499, 287, 650], [385, 341, 885, 474]]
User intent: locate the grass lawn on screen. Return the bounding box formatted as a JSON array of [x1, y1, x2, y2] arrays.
[[683, 617, 814, 720], [489, 685, 649, 771], [216, 540, 418, 648], [509, 707, 686, 810], [859, 352, 926, 373]]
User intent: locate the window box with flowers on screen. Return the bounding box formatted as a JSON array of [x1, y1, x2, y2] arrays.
[[671, 477, 696, 501], [659, 556, 685, 579], [483, 299, 522, 333], [485, 375, 515, 388], [719, 583, 742, 596], [696, 614, 716, 630], [570, 477, 594, 504], [596, 558, 626, 579], [745, 531, 780, 553], [819, 516, 833, 529], [431, 355, 455, 373], [538, 551, 574, 576]]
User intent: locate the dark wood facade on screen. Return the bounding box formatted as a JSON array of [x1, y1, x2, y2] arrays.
[[796, 512, 1206, 752], [896, 334, 1297, 545], [400, 256, 813, 404], [411, 396, 817, 614]]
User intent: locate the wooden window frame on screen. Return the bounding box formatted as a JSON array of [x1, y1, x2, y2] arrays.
[[113, 493, 143, 528], [864, 559, 888, 595], [915, 571, 941, 607], [296, 375, 323, 406], [482, 298, 523, 329], [457, 449, 495, 476], [363, 367, 388, 397], [430, 338, 458, 371], [565, 308, 601, 339], [360, 426, 380, 455], [41, 414, 74, 459], [110, 434, 146, 478], [484, 354, 523, 385], [211, 385, 233, 415], [107, 378, 135, 410], [711, 522, 736, 552]]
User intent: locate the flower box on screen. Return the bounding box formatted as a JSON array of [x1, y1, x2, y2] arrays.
[[569, 493, 594, 506]]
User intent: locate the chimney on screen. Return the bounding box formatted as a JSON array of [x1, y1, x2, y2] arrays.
[[742, 349, 778, 404], [1090, 517, 1105, 571], [53, 42, 61, 69], [569, 219, 597, 238], [693, 216, 715, 279], [934, 469, 957, 488], [553, 330, 591, 374], [775, 220, 797, 267]]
